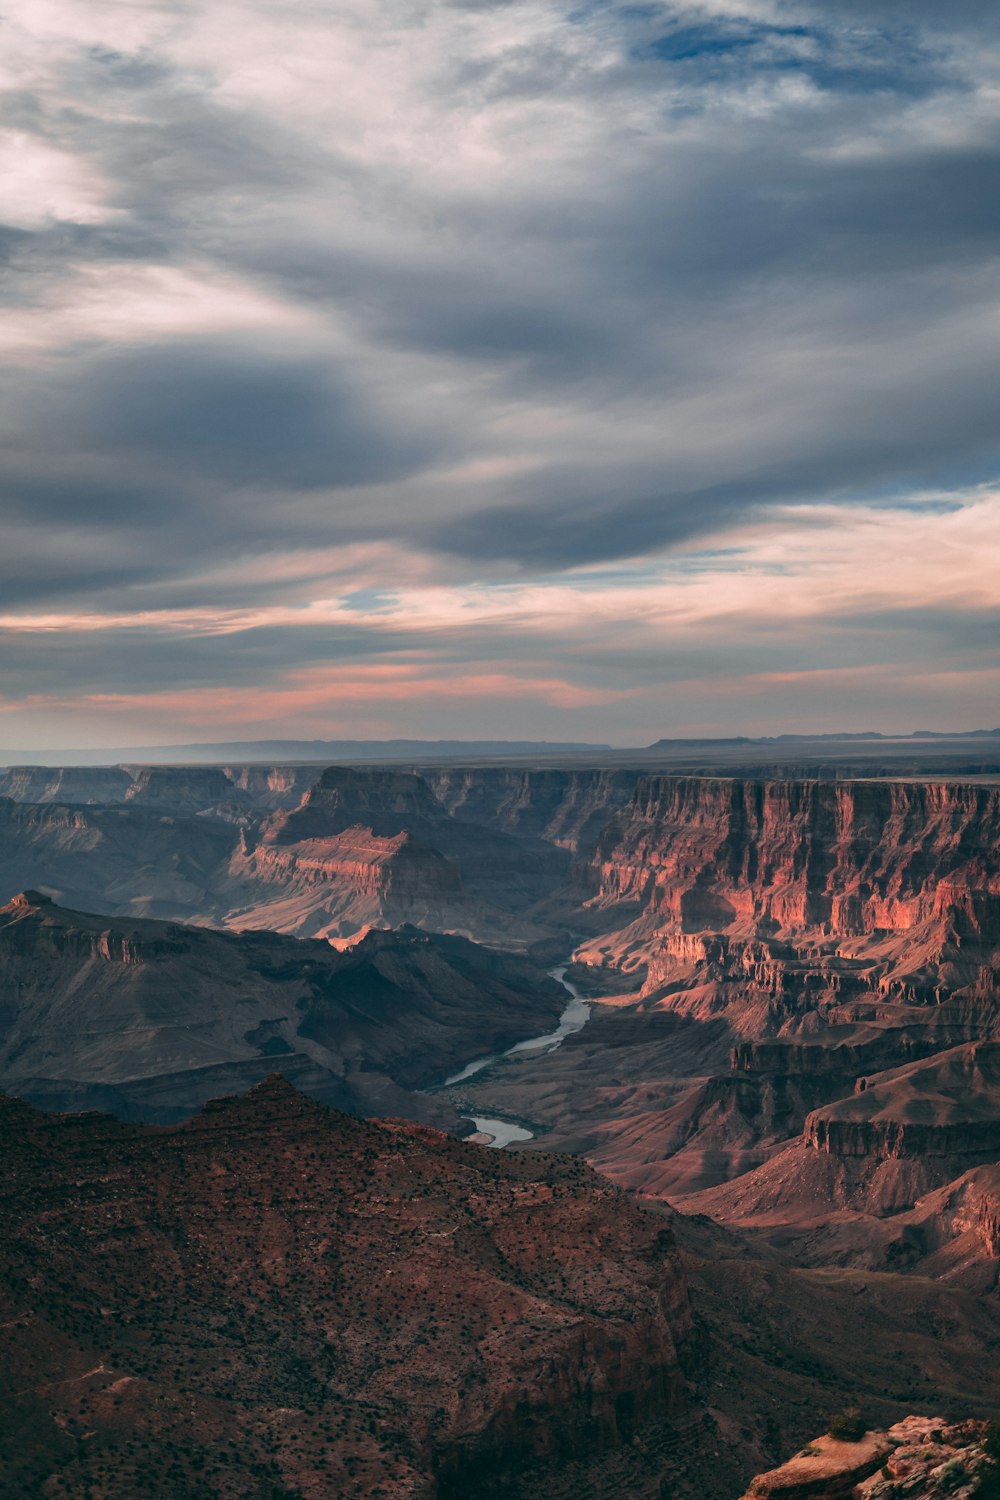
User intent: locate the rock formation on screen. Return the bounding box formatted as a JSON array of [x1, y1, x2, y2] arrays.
[[224, 766, 571, 945], [418, 767, 639, 854], [577, 777, 1000, 1016], [741, 1416, 992, 1500]]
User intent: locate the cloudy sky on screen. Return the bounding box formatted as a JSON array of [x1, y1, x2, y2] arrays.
[[2, 0, 999, 749]]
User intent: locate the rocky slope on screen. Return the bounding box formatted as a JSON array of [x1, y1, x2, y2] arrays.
[[0, 891, 565, 1124], [0, 1078, 692, 1500]]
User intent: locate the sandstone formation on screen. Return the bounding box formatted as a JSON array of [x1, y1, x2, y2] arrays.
[[0, 1078, 692, 1500], [577, 777, 1000, 1014], [741, 1429, 894, 1498], [0, 891, 565, 1124], [741, 1416, 992, 1500]]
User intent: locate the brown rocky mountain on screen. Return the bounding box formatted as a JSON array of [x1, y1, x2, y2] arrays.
[[0, 1078, 692, 1500], [0, 891, 565, 1124]]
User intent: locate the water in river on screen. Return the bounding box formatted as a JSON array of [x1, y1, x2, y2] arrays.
[[442, 963, 591, 1148]]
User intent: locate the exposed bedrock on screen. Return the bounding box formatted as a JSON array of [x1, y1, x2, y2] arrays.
[[576, 776, 1000, 1018], [224, 767, 572, 945], [803, 1042, 1000, 1162]]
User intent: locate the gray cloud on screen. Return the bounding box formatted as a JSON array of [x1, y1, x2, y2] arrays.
[[1, 0, 998, 738]]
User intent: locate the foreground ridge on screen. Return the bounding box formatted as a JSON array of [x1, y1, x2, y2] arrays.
[[0, 1079, 691, 1499]]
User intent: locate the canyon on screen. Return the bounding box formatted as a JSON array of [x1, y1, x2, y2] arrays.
[[2, 756, 1000, 1496]]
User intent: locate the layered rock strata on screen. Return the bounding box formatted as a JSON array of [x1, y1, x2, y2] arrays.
[[578, 777, 1000, 1015]]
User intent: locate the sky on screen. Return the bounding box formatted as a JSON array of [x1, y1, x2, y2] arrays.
[[2, 0, 999, 750]]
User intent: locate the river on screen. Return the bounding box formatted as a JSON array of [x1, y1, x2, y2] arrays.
[[439, 963, 591, 1149]]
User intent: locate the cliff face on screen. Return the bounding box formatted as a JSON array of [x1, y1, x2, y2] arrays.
[[0, 1079, 692, 1500], [0, 762, 321, 816], [0, 892, 565, 1124], [225, 826, 477, 941], [0, 765, 134, 804], [578, 777, 1000, 1019], [804, 1044, 1000, 1160], [420, 768, 639, 854]]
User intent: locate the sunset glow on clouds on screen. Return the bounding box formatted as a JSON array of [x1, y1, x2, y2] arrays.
[[2, 0, 999, 747]]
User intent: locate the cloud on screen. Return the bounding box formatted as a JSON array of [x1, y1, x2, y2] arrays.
[[0, 0, 998, 741]]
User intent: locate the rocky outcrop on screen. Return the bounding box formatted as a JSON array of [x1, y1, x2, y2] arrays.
[[0, 1079, 692, 1499], [225, 825, 478, 941], [741, 1430, 893, 1498], [802, 1044, 1000, 1163], [742, 1417, 991, 1500], [0, 892, 565, 1124]]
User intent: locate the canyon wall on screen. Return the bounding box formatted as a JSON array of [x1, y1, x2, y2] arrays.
[[420, 767, 639, 853], [578, 776, 1000, 1020]]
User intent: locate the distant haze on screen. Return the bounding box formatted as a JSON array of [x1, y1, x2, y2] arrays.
[[2, 1, 998, 746], [2, 731, 1000, 769]]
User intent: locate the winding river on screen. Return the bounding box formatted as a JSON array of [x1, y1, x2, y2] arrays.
[[439, 963, 591, 1149]]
